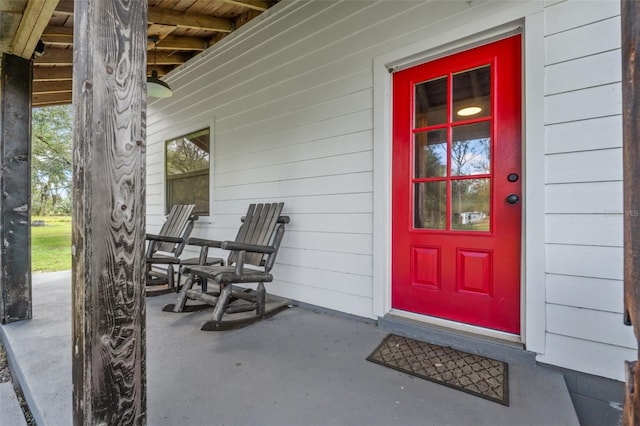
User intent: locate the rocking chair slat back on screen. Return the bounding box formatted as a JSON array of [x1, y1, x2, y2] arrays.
[[228, 203, 284, 267], [156, 204, 196, 253]]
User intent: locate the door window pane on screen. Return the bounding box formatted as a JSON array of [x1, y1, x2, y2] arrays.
[[415, 130, 447, 178], [452, 66, 491, 122], [415, 76, 447, 127], [414, 181, 447, 229], [451, 179, 490, 231], [451, 122, 491, 176], [166, 128, 210, 215]]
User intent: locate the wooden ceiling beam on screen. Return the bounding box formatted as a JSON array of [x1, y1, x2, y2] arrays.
[[145, 51, 192, 65], [149, 35, 207, 51], [33, 80, 72, 94], [42, 25, 72, 36], [33, 100, 71, 107], [148, 7, 233, 32], [35, 48, 191, 66], [11, 0, 60, 59], [41, 25, 73, 45], [34, 65, 172, 81], [32, 92, 72, 106], [43, 31, 204, 51], [54, 0, 73, 15], [218, 0, 270, 12], [41, 34, 73, 45], [148, 23, 177, 41]]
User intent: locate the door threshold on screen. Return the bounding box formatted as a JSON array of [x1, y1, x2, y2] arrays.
[[380, 310, 534, 364], [388, 309, 522, 345]]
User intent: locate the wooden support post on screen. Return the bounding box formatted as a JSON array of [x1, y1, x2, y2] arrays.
[[0, 54, 32, 324], [72, 1, 148, 424], [623, 1, 640, 424]]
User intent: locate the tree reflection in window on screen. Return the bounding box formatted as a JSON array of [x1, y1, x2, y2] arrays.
[[165, 128, 210, 215], [451, 122, 491, 176]]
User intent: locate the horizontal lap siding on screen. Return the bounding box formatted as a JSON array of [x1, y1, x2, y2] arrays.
[[145, 0, 631, 379], [145, 0, 476, 317], [542, 0, 632, 381]]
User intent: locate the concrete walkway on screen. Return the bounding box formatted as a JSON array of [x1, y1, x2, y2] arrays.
[[0, 271, 579, 425], [0, 382, 27, 425]]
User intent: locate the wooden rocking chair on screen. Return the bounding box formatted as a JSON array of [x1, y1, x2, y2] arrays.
[[146, 204, 200, 296], [163, 202, 290, 330]]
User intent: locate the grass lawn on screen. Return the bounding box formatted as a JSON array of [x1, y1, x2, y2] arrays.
[[32, 216, 71, 273]]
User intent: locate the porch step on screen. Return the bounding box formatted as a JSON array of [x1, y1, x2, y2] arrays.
[[0, 382, 27, 426], [378, 313, 579, 425]]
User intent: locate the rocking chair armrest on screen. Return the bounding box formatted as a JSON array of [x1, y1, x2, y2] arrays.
[[187, 237, 224, 248], [146, 234, 184, 244], [220, 241, 275, 254]]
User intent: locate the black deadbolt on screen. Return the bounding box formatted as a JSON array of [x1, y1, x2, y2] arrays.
[[507, 173, 519, 182], [506, 194, 520, 205]]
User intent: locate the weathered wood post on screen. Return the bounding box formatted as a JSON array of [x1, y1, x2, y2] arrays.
[[0, 53, 32, 324], [72, 0, 147, 424], [623, 0, 640, 424]]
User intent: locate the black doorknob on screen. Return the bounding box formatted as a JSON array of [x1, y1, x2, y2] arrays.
[[507, 173, 519, 182], [506, 194, 520, 205]]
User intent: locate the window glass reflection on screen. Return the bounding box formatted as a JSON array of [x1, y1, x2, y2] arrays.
[[452, 66, 491, 122], [451, 178, 490, 232], [451, 122, 491, 176], [415, 130, 447, 178], [415, 76, 447, 127], [414, 181, 447, 229]]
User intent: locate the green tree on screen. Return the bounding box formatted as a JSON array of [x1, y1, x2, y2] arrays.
[[31, 105, 72, 216]]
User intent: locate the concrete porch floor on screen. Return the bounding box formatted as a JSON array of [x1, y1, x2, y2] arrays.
[[1, 271, 578, 425]]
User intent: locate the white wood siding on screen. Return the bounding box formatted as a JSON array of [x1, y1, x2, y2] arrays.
[[540, 0, 633, 381], [146, 0, 479, 318], [145, 0, 631, 380]]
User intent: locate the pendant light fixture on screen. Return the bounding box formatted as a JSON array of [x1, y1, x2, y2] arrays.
[[147, 36, 173, 98]]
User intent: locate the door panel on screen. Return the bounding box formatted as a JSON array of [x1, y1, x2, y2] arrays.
[[392, 35, 522, 334]]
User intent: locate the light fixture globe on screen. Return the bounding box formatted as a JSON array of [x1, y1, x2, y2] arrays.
[[147, 70, 173, 98], [456, 106, 482, 117]]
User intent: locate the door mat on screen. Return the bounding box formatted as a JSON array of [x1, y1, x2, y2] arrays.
[[367, 334, 509, 406]]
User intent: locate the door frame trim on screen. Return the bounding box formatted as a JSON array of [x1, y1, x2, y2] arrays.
[[372, 1, 546, 353]]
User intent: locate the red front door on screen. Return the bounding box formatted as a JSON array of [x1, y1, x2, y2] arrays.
[[392, 35, 522, 334]]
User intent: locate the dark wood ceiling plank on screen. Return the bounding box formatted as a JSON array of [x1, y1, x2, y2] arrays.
[[218, 0, 269, 12], [33, 47, 72, 65], [148, 6, 233, 32], [54, 0, 73, 15], [147, 50, 192, 65], [35, 47, 190, 66], [42, 25, 73, 36], [151, 35, 207, 51], [33, 80, 72, 94], [33, 65, 72, 81], [148, 23, 178, 40], [33, 99, 71, 107], [41, 34, 73, 45], [57, 1, 234, 32]]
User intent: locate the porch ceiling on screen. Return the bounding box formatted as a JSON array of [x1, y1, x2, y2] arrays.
[[0, 0, 278, 108]]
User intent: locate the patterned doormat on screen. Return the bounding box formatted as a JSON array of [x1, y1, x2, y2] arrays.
[[367, 334, 509, 406]]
